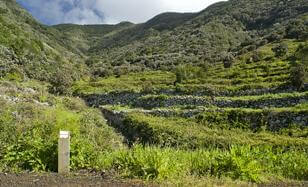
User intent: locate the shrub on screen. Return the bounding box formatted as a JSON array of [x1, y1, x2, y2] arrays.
[[290, 44, 308, 90], [93, 67, 113, 78], [266, 32, 284, 42], [272, 43, 288, 57], [0, 92, 123, 172], [251, 52, 261, 62], [4, 68, 24, 82], [85, 56, 100, 66], [174, 68, 185, 84], [114, 66, 129, 77], [286, 19, 308, 40], [141, 83, 155, 94], [0, 7, 8, 14], [173, 65, 205, 84], [290, 62, 306, 90], [199, 61, 211, 72], [2, 131, 57, 172], [48, 68, 74, 95], [223, 53, 234, 68]]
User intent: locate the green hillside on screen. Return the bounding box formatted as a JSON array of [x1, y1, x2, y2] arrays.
[[82, 0, 308, 76], [0, 0, 91, 96], [0, 0, 307, 185], [53, 22, 134, 54]]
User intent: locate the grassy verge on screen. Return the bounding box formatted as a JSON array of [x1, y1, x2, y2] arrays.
[[0, 80, 123, 172], [97, 145, 308, 183]]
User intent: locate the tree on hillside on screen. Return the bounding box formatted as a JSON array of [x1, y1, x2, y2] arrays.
[[272, 43, 288, 57], [223, 53, 234, 68], [48, 68, 74, 95], [290, 62, 306, 90], [290, 43, 308, 90], [173, 65, 206, 85], [286, 19, 308, 40]]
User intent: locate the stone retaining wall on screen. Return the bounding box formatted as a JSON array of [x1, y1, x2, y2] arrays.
[[84, 84, 308, 107], [84, 92, 308, 109], [134, 95, 308, 109], [100, 107, 308, 131]]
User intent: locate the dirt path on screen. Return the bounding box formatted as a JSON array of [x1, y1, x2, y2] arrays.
[[0, 173, 152, 187], [1, 172, 306, 187]]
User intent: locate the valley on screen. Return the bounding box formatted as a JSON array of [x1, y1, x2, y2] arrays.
[[0, 0, 307, 185]]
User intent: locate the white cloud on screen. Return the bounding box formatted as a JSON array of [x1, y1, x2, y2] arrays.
[[17, 0, 105, 25], [17, 0, 223, 25], [161, 0, 223, 12]]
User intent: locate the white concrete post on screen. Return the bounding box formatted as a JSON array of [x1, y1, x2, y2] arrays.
[[58, 131, 70, 174]]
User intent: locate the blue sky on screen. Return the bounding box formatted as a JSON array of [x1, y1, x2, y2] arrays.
[[16, 0, 222, 25]]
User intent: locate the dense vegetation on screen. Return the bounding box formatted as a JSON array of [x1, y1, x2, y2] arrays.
[[0, 0, 307, 185], [81, 0, 308, 77], [0, 80, 123, 172]]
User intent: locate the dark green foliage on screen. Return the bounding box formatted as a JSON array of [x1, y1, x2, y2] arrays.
[[296, 43, 308, 63], [223, 53, 235, 68], [46, 0, 307, 76], [196, 110, 261, 130], [87, 0, 306, 73], [0, 0, 88, 93], [0, 1, 307, 184], [251, 52, 261, 62], [93, 67, 114, 78], [48, 68, 74, 95], [174, 65, 206, 84], [290, 43, 308, 90], [143, 12, 196, 31], [2, 129, 58, 171], [0, 0, 307, 92], [266, 31, 285, 43], [290, 62, 306, 90], [174, 69, 184, 84], [272, 43, 289, 57], [0, 86, 123, 172], [286, 18, 308, 40], [0, 7, 8, 14]]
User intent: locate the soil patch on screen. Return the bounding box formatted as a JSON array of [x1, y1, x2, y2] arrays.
[[0, 172, 153, 187]]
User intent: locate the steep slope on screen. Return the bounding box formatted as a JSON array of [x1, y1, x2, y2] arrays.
[[2, 0, 307, 85], [143, 12, 197, 31], [53, 22, 134, 54], [0, 0, 307, 184], [84, 0, 307, 76], [0, 0, 88, 93]]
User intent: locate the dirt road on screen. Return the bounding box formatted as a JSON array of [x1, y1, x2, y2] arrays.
[[0, 173, 151, 187]]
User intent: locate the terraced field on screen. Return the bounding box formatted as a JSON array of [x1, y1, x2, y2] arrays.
[[1, 43, 305, 184], [0, 0, 307, 185], [69, 40, 308, 183], [79, 41, 307, 125]]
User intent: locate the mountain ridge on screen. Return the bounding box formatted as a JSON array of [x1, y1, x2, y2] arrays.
[[0, 0, 308, 183], [0, 0, 307, 90]]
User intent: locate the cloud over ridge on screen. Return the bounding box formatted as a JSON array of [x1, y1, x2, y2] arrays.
[[17, 0, 221, 25]]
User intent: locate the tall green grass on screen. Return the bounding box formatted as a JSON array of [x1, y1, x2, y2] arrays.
[[97, 145, 308, 183], [0, 95, 123, 172]]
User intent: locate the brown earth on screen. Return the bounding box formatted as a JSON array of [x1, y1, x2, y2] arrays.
[[0, 172, 156, 187], [1, 172, 307, 187]]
